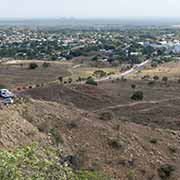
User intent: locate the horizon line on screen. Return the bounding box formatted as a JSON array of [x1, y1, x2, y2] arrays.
[[1, 16, 180, 21]]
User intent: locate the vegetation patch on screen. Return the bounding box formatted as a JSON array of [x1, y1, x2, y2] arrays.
[[85, 78, 98, 86], [0, 144, 113, 180], [99, 111, 114, 121], [131, 91, 144, 101], [158, 164, 175, 179], [29, 62, 39, 70], [50, 128, 64, 145]]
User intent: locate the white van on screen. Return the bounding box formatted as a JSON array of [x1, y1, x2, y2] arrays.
[[0, 89, 14, 98]]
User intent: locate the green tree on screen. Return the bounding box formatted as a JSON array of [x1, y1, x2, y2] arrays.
[[29, 63, 38, 70]]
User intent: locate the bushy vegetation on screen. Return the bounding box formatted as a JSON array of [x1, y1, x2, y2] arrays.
[[158, 164, 175, 179], [85, 78, 98, 86], [150, 138, 158, 144], [131, 84, 136, 89], [153, 75, 159, 81], [168, 145, 177, 154], [68, 78, 73, 84], [58, 76, 63, 83], [0, 144, 75, 180], [42, 62, 51, 68], [29, 63, 38, 70], [99, 112, 114, 121], [50, 128, 64, 145], [162, 76, 168, 83], [148, 81, 155, 86], [93, 70, 107, 78], [0, 144, 113, 180], [131, 91, 144, 101]]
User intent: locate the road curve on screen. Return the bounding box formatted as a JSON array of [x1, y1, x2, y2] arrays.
[[96, 59, 151, 82]]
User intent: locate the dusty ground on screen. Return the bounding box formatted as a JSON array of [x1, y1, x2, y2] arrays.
[[0, 61, 71, 89], [0, 97, 179, 180], [1, 60, 180, 179], [22, 79, 180, 130]]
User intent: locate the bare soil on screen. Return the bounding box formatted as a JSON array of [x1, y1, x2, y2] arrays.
[[0, 61, 70, 89], [0, 98, 179, 179], [22, 79, 180, 130]]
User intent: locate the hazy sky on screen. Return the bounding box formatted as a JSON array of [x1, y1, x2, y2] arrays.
[[0, 0, 180, 19]]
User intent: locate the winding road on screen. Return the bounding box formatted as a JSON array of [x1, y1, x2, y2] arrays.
[[96, 59, 151, 82]]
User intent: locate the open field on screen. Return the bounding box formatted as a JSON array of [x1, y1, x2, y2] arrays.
[[0, 60, 72, 89], [0, 59, 124, 90], [129, 61, 180, 80], [22, 78, 180, 130], [66, 66, 120, 81]]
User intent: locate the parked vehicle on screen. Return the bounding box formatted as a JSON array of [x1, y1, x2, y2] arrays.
[[0, 89, 14, 98], [3, 98, 14, 105]]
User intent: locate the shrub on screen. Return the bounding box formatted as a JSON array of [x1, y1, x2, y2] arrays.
[[99, 112, 113, 121], [158, 164, 175, 179], [153, 75, 159, 81], [85, 78, 98, 86], [108, 138, 125, 150], [150, 138, 158, 144], [29, 62, 38, 70], [50, 128, 64, 145], [162, 76, 168, 83], [58, 76, 63, 83], [131, 84, 136, 89], [93, 70, 107, 78], [168, 145, 177, 154], [121, 76, 127, 82], [142, 75, 150, 80], [42, 62, 50, 68], [127, 170, 136, 180], [92, 56, 98, 61], [78, 77, 82, 82], [87, 76, 92, 80], [151, 62, 158, 68], [131, 91, 143, 101], [148, 81, 155, 86], [107, 72, 115, 76], [68, 78, 73, 84]]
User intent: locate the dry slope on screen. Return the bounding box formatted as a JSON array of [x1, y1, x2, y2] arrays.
[[0, 98, 179, 179]]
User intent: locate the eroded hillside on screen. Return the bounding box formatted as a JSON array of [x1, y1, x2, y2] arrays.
[[0, 96, 180, 179]]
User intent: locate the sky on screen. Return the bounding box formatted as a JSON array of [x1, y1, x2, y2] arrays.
[[0, 0, 180, 19]]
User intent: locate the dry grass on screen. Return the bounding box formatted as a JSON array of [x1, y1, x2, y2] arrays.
[[0, 61, 71, 89], [129, 61, 180, 80]]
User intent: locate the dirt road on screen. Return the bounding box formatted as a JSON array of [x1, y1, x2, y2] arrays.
[[96, 59, 151, 82]]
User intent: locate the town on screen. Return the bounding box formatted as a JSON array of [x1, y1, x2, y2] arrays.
[[0, 27, 180, 66]]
